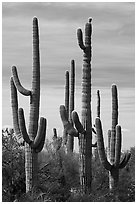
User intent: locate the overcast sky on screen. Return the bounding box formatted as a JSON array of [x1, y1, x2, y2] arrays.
[[2, 2, 135, 150]]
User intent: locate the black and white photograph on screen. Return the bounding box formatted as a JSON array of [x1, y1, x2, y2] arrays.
[[2, 1, 135, 202]]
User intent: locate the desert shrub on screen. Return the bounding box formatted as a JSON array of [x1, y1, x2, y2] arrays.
[[2, 130, 135, 202], [118, 147, 135, 202], [68, 147, 135, 202], [2, 128, 25, 201], [92, 147, 135, 202], [36, 140, 79, 201]]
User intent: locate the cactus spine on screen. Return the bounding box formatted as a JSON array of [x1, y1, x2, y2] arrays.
[[10, 17, 47, 193], [95, 84, 130, 192]]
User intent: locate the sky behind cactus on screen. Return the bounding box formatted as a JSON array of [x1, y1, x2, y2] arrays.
[[2, 2, 135, 150]]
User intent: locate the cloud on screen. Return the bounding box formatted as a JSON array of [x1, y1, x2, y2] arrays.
[[3, 2, 135, 89]]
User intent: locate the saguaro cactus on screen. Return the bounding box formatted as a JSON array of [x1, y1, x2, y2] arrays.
[[95, 84, 130, 192], [67, 60, 75, 152], [62, 60, 75, 152], [97, 90, 100, 118], [10, 17, 47, 193], [62, 71, 69, 146], [60, 18, 96, 194]]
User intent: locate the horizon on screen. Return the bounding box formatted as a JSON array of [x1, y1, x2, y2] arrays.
[[2, 2, 135, 151]]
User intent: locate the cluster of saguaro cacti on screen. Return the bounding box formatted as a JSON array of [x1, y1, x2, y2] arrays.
[[95, 84, 131, 192], [10, 17, 47, 193], [60, 18, 97, 194], [62, 60, 75, 152], [10, 16, 132, 196]]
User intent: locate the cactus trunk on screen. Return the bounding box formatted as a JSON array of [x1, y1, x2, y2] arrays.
[[77, 18, 92, 193], [109, 168, 119, 191], [25, 17, 40, 192]]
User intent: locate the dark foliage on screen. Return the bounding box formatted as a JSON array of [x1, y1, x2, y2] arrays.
[[2, 132, 135, 202], [2, 128, 25, 202]]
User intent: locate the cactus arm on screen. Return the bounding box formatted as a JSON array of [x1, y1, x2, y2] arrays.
[[60, 105, 78, 137], [77, 29, 86, 51], [107, 129, 111, 161], [65, 71, 69, 117], [114, 125, 122, 166], [12, 66, 31, 96], [62, 129, 67, 145], [95, 117, 112, 170], [32, 117, 46, 148], [72, 111, 97, 147], [97, 90, 100, 118], [10, 77, 24, 144], [119, 152, 131, 169], [72, 111, 85, 134], [18, 108, 32, 145], [84, 18, 92, 47], [60, 105, 70, 127], [35, 118, 47, 153]]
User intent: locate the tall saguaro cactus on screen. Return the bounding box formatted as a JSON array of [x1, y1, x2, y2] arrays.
[[95, 84, 130, 192], [60, 18, 96, 194], [10, 17, 47, 193], [97, 90, 100, 118], [62, 60, 75, 152], [75, 17, 92, 193], [67, 60, 75, 152]]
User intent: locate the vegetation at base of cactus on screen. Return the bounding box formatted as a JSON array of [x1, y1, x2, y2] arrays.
[[2, 129, 134, 201], [36, 140, 80, 202], [2, 128, 25, 202], [10, 17, 47, 193], [95, 84, 131, 193]]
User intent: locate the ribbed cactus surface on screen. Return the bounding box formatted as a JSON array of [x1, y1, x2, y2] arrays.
[[95, 84, 130, 191], [60, 18, 96, 194], [67, 60, 75, 152], [97, 90, 100, 118], [62, 60, 75, 152], [76, 18, 92, 193], [10, 17, 46, 193]]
